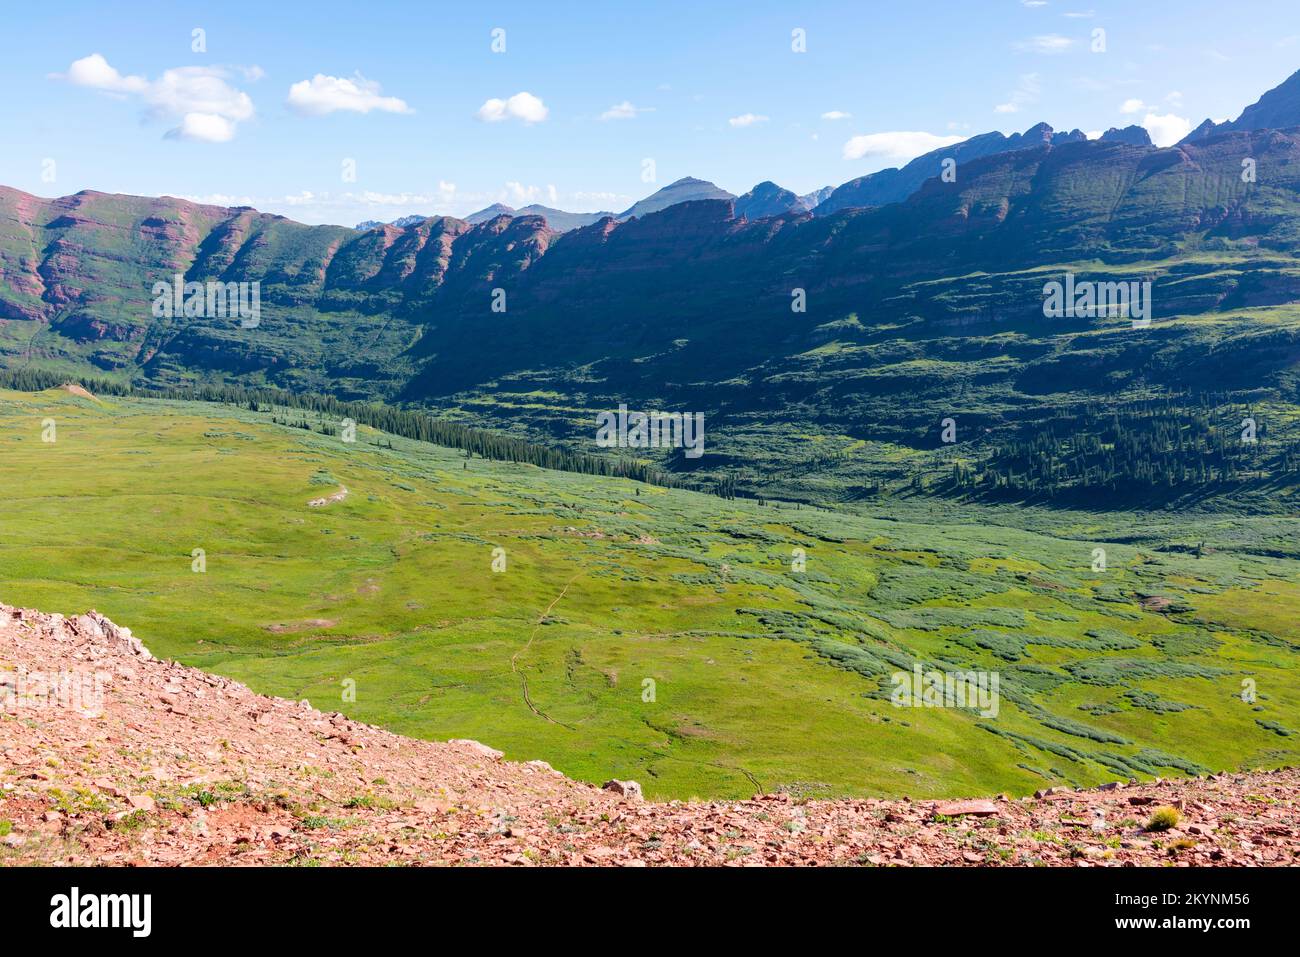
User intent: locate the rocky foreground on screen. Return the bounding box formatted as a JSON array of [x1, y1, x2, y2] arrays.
[[1, 602, 1296, 867]]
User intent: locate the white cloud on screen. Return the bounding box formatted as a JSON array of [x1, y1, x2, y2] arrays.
[[166, 112, 236, 143], [728, 113, 769, 127], [63, 53, 148, 93], [150, 68, 255, 124], [56, 54, 255, 141], [476, 92, 549, 124], [571, 190, 631, 205], [287, 74, 412, 116], [842, 131, 964, 162], [1016, 34, 1074, 54], [1142, 112, 1192, 147], [173, 192, 255, 207], [1085, 130, 1103, 140], [1021, 1, 1048, 6], [995, 73, 1042, 114], [1120, 98, 1146, 115], [504, 182, 560, 206], [821, 110, 852, 121], [357, 187, 455, 207], [599, 100, 652, 121]]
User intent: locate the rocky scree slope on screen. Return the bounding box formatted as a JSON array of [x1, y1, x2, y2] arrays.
[[1, 601, 1297, 867]]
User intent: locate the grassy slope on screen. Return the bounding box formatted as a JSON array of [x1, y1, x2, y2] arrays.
[[2, 388, 1298, 799]]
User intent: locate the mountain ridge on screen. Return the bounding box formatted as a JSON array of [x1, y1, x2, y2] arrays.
[[5, 125, 1300, 390], [813, 122, 1088, 216]]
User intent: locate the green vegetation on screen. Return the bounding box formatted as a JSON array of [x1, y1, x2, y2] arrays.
[[0, 367, 704, 494], [1146, 806, 1182, 832], [3, 387, 1298, 800]]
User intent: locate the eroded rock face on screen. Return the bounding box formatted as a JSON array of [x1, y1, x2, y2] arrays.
[[1, 598, 1297, 867]]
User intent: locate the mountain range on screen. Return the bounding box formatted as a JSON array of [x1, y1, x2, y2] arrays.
[[352, 71, 1300, 236], [8, 67, 1300, 507], [356, 176, 739, 233]]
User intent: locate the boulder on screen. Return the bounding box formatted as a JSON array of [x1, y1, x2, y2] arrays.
[[450, 739, 503, 760], [602, 779, 644, 800], [935, 799, 1000, 818]]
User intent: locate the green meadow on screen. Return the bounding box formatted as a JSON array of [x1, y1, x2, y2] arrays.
[[2, 387, 1298, 799]]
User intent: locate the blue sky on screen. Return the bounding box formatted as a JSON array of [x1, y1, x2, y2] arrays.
[[2, 0, 1299, 225]]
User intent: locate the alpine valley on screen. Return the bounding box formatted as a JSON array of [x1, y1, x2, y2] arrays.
[[5, 66, 1300, 803]]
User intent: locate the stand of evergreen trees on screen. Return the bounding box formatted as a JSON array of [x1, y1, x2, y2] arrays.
[[947, 397, 1297, 497], [0, 368, 726, 497]]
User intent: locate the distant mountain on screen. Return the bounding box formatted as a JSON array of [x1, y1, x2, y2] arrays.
[[1099, 125, 1153, 147], [734, 181, 808, 220], [457, 203, 612, 232], [356, 181, 730, 236], [1181, 118, 1223, 144], [1182, 68, 1300, 144], [464, 203, 516, 225], [799, 186, 834, 209], [514, 205, 613, 231], [355, 208, 605, 232], [814, 122, 1087, 216], [355, 214, 428, 231], [618, 177, 735, 219]]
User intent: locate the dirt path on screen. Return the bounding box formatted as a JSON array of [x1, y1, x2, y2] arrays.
[[510, 575, 582, 727]]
